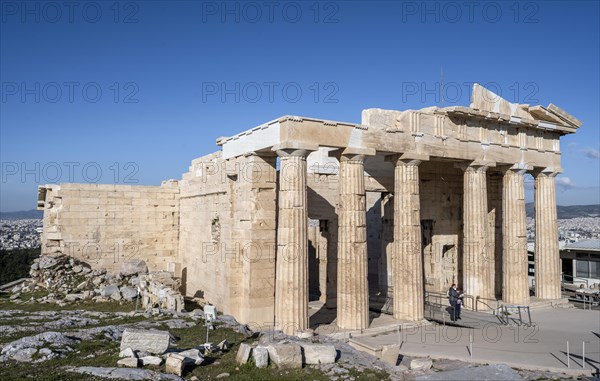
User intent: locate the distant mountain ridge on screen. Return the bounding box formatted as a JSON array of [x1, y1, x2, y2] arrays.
[[0, 210, 43, 220], [525, 203, 600, 219]]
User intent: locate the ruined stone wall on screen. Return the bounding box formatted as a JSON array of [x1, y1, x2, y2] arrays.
[[178, 151, 277, 327], [40, 182, 179, 273]]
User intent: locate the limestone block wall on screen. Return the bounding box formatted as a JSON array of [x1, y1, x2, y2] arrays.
[[39, 181, 179, 273], [178, 151, 277, 327]]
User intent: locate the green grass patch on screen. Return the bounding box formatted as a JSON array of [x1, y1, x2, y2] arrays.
[[0, 295, 391, 380]]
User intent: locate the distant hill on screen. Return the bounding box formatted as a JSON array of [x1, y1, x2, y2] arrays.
[[526, 203, 600, 219], [1, 205, 599, 221], [0, 210, 43, 220]]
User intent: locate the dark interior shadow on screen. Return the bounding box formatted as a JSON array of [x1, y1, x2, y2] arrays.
[[309, 303, 336, 329], [369, 293, 390, 316], [366, 197, 383, 325], [181, 267, 187, 295], [308, 239, 320, 302], [306, 186, 337, 329]]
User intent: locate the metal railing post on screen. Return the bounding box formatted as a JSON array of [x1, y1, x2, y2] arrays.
[[567, 341, 570, 368]]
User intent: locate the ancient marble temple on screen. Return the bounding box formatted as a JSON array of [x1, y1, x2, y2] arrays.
[[38, 84, 581, 335]]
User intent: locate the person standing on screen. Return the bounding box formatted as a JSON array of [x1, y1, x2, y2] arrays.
[[448, 283, 460, 321]]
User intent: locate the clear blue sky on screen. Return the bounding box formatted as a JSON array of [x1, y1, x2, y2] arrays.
[[1, 0, 598, 211]]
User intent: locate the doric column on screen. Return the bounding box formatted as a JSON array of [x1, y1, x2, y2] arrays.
[[390, 155, 426, 321], [501, 166, 530, 305], [273, 143, 314, 336], [461, 163, 494, 308], [336, 149, 372, 330], [534, 170, 561, 299]]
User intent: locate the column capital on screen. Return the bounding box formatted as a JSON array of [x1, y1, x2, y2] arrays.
[[454, 160, 495, 173], [242, 150, 278, 158], [531, 167, 561, 177], [330, 147, 376, 163], [385, 152, 428, 166], [497, 163, 532, 176], [272, 141, 318, 158]]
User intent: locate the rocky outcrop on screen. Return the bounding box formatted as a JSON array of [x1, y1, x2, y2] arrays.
[[67, 366, 183, 381], [0, 331, 78, 363]]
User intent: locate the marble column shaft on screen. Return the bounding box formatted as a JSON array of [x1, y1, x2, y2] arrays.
[[462, 165, 493, 307], [392, 159, 424, 321], [336, 155, 369, 330], [502, 168, 530, 305], [275, 151, 309, 335], [534, 171, 561, 299]]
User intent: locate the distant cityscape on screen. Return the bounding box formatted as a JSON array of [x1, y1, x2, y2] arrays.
[[0, 219, 43, 251], [1, 205, 598, 252], [527, 217, 600, 242]]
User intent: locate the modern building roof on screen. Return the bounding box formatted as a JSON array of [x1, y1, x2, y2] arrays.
[[563, 239, 600, 251]]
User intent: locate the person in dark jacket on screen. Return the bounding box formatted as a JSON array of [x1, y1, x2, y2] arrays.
[[448, 284, 461, 321]]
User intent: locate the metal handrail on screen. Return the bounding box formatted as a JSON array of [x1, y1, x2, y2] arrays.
[[561, 273, 590, 287], [499, 304, 533, 327]]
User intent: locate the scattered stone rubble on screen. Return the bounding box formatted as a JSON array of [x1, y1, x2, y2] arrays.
[[117, 326, 229, 377], [235, 340, 338, 370], [0, 305, 581, 381], [7, 254, 184, 312]]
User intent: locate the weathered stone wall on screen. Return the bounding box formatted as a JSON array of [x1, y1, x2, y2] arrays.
[[178, 152, 277, 327], [39, 182, 180, 273]]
